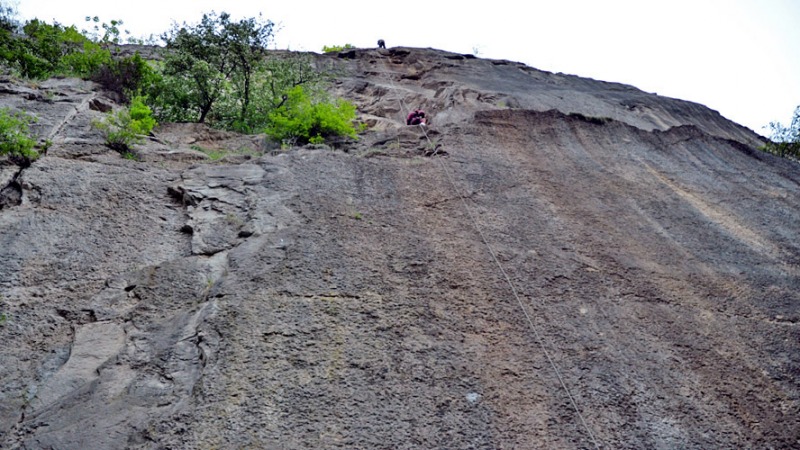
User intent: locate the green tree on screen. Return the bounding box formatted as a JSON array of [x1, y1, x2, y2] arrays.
[[153, 10, 358, 144], [763, 106, 800, 159], [261, 54, 331, 108], [160, 11, 274, 124], [147, 66, 206, 123], [214, 53, 332, 133], [0, 10, 20, 73], [57, 39, 112, 77], [223, 14, 274, 126]]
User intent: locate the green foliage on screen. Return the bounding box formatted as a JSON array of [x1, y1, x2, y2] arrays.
[[0, 107, 39, 163], [57, 40, 111, 77], [129, 97, 157, 134], [14, 19, 64, 78], [211, 54, 333, 133], [0, 17, 111, 79], [0, 11, 362, 151], [156, 54, 229, 123], [92, 97, 156, 152], [222, 14, 275, 127], [121, 151, 138, 160], [322, 44, 355, 53], [265, 85, 358, 145], [147, 66, 211, 123], [762, 106, 800, 159], [160, 11, 274, 124], [82, 16, 129, 45], [92, 52, 158, 103], [261, 54, 332, 105], [156, 12, 346, 137]]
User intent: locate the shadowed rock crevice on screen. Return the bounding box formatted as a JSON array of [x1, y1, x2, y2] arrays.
[[0, 178, 21, 209], [0, 159, 27, 210]]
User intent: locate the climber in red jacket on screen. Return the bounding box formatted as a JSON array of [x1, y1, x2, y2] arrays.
[[406, 109, 427, 126]]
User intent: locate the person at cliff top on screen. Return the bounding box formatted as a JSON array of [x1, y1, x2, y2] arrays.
[[406, 109, 427, 126]]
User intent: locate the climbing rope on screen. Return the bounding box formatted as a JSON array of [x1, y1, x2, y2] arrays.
[[375, 49, 602, 449]]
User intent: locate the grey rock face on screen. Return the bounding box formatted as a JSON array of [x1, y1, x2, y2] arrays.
[[1, 48, 798, 449]]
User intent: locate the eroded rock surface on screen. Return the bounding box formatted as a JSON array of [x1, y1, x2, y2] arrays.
[[0, 47, 798, 449]]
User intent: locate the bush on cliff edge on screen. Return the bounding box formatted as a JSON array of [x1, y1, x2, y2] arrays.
[[0, 107, 39, 165], [763, 106, 800, 160], [265, 85, 358, 146], [92, 97, 156, 155]]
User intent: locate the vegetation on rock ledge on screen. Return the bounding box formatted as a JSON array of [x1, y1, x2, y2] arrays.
[[0, 4, 362, 149], [0, 106, 39, 164], [322, 44, 355, 53], [92, 97, 156, 153], [155, 12, 361, 142], [762, 105, 800, 160]]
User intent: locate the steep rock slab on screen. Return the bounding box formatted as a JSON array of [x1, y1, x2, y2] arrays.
[[131, 130, 798, 448], [2, 153, 305, 448], [29, 321, 126, 412], [0, 155, 191, 445], [1, 47, 797, 449]]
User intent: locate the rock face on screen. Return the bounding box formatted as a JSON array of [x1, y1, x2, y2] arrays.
[[1, 48, 799, 449]]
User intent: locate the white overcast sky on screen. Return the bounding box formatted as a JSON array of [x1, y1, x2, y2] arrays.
[[15, 0, 800, 136]]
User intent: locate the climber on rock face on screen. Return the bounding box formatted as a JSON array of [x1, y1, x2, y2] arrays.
[[377, 39, 386, 49], [406, 109, 427, 126]]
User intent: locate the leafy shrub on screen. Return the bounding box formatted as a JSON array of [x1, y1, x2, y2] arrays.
[[12, 50, 50, 79], [265, 85, 358, 145], [0, 107, 39, 164], [213, 54, 334, 133], [121, 151, 138, 161], [0, 18, 111, 79], [0, 15, 123, 79], [147, 12, 350, 138], [21, 19, 62, 67], [92, 97, 156, 152], [762, 105, 800, 159], [3, 19, 60, 78], [129, 97, 156, 133], [322, 44, 355, 53], [92, 52, 158, 103], [57, 40, 111, 77]]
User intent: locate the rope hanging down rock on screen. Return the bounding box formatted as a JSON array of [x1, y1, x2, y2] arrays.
[[373, 47, 602, 449]]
